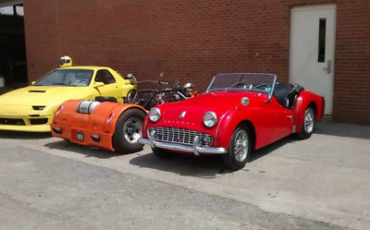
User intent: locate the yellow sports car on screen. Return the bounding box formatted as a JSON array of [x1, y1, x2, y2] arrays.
[[0, 58, 137, 132]]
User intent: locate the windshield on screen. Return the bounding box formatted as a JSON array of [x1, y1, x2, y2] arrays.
[[207, 73, 277, 94], [34, 69, 94, 87]]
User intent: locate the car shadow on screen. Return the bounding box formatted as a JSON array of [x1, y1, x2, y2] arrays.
[[0, 131, 52, 139], [44, 140, 130, 159], [249, 135, 297, 162], [129, 136, 296, 178]]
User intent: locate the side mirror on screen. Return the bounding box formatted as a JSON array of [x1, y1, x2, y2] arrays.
[[126, 73, 134, 79], [31, 81, 36, 85], [94, 82, 105, 88]]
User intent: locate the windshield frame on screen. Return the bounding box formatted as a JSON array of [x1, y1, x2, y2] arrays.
[[206, 73, 277, 99], [34, 69, 95, 87]]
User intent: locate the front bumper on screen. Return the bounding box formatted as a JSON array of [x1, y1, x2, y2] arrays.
[[0, 115, 53, 132], [138, 134, 227, 156], [51, 124, 115, 152]]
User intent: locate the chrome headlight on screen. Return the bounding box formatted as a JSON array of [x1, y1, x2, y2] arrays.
[[149, 108, 161, 122], [203, 111, 217, 128]]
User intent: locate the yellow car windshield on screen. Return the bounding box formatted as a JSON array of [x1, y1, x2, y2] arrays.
[[34, 69, 94, 87]]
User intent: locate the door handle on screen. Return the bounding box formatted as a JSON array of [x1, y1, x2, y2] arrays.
[[323, 60, 332, 74]]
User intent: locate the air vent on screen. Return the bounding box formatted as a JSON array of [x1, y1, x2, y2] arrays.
[[32, 106, 46, 111], [29, 90, 46, 93], [30, 118, 48, 125], [0, 118, 25, 126]]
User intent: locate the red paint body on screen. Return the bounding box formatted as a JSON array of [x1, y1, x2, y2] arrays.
[[142, 89, 324, 152], [51, 100, 146, 151]]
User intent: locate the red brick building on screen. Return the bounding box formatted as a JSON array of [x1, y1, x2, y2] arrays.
[[18, 1, 370, 124]]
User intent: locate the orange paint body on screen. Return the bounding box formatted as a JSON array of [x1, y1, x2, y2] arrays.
[[51, 100, 147, 151]]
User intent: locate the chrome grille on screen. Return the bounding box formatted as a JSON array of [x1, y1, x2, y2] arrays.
[[148, 127, 213, 147]]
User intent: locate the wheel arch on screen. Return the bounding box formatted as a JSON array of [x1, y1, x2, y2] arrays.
[[104, 104, 147, 134], [237, 120, 256, 151], [295, 98, 317, 134], [216, 109, 257, 150]]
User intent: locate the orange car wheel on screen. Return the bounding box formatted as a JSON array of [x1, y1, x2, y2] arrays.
[[112, 108, 146, 154]]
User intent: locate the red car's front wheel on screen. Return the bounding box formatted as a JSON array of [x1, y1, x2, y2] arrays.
[[222, 124, 251, 171]]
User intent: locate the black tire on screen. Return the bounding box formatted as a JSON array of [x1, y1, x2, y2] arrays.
[[124, 90, 136, 103], [112, 108, 146, 154], [297, 106, 316, 139], [152, 147, 173, 159], [222, 124, 251, 171], [95, 96, 118, 103]]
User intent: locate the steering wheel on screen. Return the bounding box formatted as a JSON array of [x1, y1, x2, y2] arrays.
[[252, 83, 272, 92], [73, 79, 89, 86]]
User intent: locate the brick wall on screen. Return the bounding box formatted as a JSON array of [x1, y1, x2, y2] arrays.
[[23, 0, 370, 124]]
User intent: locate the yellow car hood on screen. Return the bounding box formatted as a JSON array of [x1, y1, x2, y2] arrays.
[[0, 86, 92, 106]]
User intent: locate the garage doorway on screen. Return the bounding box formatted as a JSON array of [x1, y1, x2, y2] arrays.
[[289, 4, 337, 115], [0, 2, 27, 93]]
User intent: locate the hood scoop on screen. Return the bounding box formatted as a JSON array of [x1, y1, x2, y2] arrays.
[[29, 90, 46, 93]]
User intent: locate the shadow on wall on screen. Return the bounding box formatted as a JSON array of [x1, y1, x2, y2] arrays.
[[315, 122, 370, 139]]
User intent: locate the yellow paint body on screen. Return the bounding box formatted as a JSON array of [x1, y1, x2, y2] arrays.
[[0, 66, 138, 132]]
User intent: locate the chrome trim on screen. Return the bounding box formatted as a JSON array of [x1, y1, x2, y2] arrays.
[[193, 136, 200, 156], [203, 111, 217, 128], [149, 130, 156, 148], [149, 108, 161, 123], [138, 137, 227, 155], [148, 127, 213, 147], [206, 73, 278, 101]]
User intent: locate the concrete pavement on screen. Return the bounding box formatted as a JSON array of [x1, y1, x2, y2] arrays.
[[0, 122, 369, 230]]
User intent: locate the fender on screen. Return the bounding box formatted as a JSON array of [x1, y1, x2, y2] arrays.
[[215, 108, 261, 150], [103, 103, 147, 135], [51, 100, 146, 151], [141, 102, 176, 139], [294, 91, 325, 133]]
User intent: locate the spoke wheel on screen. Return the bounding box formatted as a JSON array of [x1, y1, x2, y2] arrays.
[[297, 106, 316, 139], [125, 90, 136, 103], [234, 130, 249, 163], [222, 124, 251, 171], [304, 108, 315, 134]]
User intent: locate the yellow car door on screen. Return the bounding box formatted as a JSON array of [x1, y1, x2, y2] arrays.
[[94, 69, 124, 103]]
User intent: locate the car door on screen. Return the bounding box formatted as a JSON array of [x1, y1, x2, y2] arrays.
[[255, 96, 294, 147], [267, 96, 295, 141], [94, 69, 123, 102]]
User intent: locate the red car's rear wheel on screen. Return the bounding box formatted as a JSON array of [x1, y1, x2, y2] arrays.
[[297, 106, 316, 139]]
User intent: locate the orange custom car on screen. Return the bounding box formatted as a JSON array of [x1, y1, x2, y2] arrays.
[[50, 79, 197, 153]]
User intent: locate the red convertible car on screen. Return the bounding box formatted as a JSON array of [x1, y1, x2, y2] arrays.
[[138, 73, 325, 171]]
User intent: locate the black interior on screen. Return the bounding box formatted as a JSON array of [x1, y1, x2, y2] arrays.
[[95, 96, 117, 103], [273, 82, 304, 109]]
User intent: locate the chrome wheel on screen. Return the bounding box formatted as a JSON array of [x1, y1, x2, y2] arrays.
[[304, 108, 315, 134], [234, 130, 249, 163], [123, 117, 142, 143]]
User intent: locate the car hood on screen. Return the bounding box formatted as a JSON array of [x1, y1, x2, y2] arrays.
[[158, 91, 267, 125], [0, 86, 91, 106]]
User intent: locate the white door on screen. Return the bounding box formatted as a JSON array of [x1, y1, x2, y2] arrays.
[[290, 4, 337, 115]]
